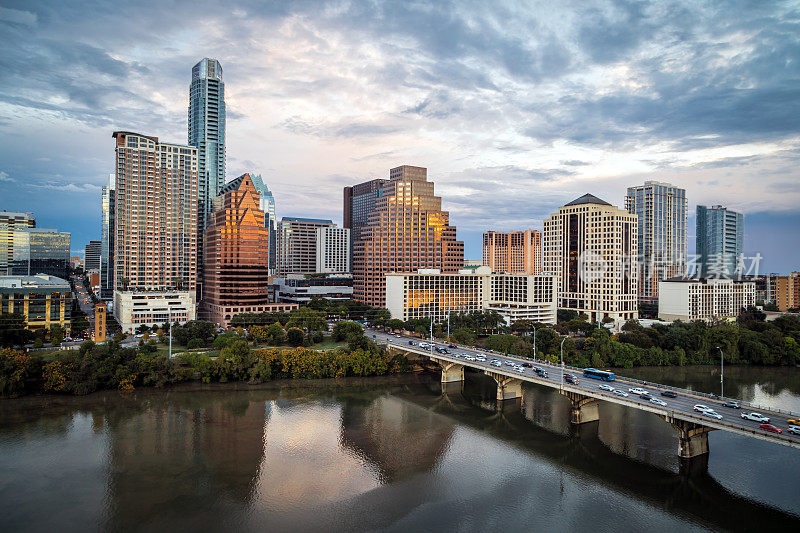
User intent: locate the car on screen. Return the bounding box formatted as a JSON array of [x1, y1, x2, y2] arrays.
[[408, 340, 415, 345], [492, 361, 502, 367], [721, 400, 741, 409], [649, 397, 667, 406], [787, 419, 798, 425], [703, 410, 723, 420], [629, 388, 649, 396], [661, 390, 677, 398], [639, 393, 652, 400], [741, 412, 770, 423], [598, 384, 614, 392], [564, 374, 578, 385], [539, 371, 549, 378], [612, 389, 629, 397], [448, 344, 457, 348], [788, 425, 800, 436], [521, 362, 532, 368], [693, 404, 711, 413], [760, 424, 782, 434]]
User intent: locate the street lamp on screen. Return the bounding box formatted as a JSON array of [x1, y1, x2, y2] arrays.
[[560, 337, 566, 391], [168, 307, 173, 360], [532, 325, 538, 362], [717, 346, 724, 398]]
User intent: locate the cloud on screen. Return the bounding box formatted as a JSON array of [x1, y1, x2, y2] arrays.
[[27, 181, 102, 193], [0, 171, 13, 182]]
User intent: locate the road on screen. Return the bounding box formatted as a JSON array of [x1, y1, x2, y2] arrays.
[[70, 274, 95, 337], [367, 328, 800, 448]]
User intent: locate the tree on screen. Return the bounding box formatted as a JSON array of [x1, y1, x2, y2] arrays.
[[332, 321, 363, 342], [385, 319, 405, 332], [265, 322, 285, 345], [451, 327, 476, 345], [286, 327, 304, 347], [187, 338, 205, 349], [0, 313, 32, 347], [286, 307, 328, 332], [50, 324, 64, 346]]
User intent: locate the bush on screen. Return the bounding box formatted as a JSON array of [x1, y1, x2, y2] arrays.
[[187, 338, 205, 349], [286, 327, 304, 347]]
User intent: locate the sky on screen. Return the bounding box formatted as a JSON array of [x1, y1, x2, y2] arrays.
[[0, 0, 799, 272]]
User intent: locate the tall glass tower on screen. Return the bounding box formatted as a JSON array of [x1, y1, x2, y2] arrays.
[[250, 174, 278, 274], [100, 173, 115, 300], [696, 205, 743, 278], [189, 58, 226, 278]]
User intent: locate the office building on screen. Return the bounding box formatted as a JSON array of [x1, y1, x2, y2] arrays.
[[277, 217, 334, 275], [114, 290, 196, 333], [100, 173, 116, 300], [482, 230, 541, 274], [353, 165, 464, 308], [189, 58, 226, 251], [385, 266, 557, 325], [84, 240, 101, 271], [696, 205, 743, 278], [112, 131, 198, 291], [11, 228, 71, 279], [316, 226, 350, 273], [250, 174, 278, 273], [0, 274, 72, 334], [542, 194, 638, 324], [777, 272, 800, 312], [274, 273, 353, 304], [658, 277, 756, 322], [625, 181, 687, 304], [0, 211, 35, 275], [201, 173, 275, 327], [344, 178, 388, 254]]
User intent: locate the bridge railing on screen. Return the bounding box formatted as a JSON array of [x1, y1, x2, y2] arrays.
[[383, 338, 800, 420]]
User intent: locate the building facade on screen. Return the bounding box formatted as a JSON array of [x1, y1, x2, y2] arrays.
[[94, 302, 106, 342], [777, 272, 800, 312], [11, 228, 71, 279], [189, 58, 226, 250], [353, 166, 464, 308], [112, 131, 198, 292], [316, 226, 350, 273], [343, 178, 388, 256], [0, 274, 72, 334], [0, 211, 35, 275], [201, 173, 274, 327], [100, 173, 116, 300], [696, 205, 743, 278], [385, 266, 557, 325], [250, 174, 278, 274], [113, 290, 196, 333], [542, 194, 638, 324], [658, 277, 756, 322], [277, 217, 334, 275], [625, 181, 687, 304], [482, 230, 541, 274], [274, 273, 354, 304], [84, 240, 101, 271]]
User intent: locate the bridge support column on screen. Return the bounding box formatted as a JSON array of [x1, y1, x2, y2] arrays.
[[662, 416, 712, 459], [439, 361, 464, 383], [486, 371, 523, 401], [560, 390, 600, 424]]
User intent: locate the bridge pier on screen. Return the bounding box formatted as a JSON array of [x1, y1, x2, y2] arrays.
[[438, 360, 465, 383], [663, 416, 712, 459], [560, 390, 600, 424], [485, 371, 523, 401]]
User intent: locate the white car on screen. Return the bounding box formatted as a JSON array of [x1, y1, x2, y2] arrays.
[[649, 397, 667, 406], [492, 361, 502, 367], [703, 410, 723, 420], [788, 425, 800, 436], [612, 389, 629, 397], [693, 404, 711, 413], [598, 384, 614, 392], [629, 388, 649, 396], [741, 412, 770, 423]]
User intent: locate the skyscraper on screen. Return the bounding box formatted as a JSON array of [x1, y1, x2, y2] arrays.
[[11, 228, 71, 279], [482, 230, 541, 274], [277, 217, 335, 275], [625, 181, 687, 304], [0, 211, 35, 275], [344, 178, 388, 257], [696, 205, 743, 278], [112, 131, 198, 291], [352, 165, 464, 308], [250, 174, 278, 274], [316, 226, 351, 273], [84, 240, 101, 271], [100, 173, 115, 300], [202, 173, 274, 326], [189, 58, 226, 278], [542, 193, 638, 324]]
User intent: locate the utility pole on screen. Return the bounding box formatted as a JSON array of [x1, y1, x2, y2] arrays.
[[717, 346, 724, 398], [168, 307, 172, 360], [533, 325, 538, 362], [560, 337, 566, 391], [447, 311, 450, 342]]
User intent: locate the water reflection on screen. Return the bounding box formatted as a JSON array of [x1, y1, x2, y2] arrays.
[[0, 371, 798, 532]]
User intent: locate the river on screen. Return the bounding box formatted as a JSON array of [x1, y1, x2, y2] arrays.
[[1, 365, 799, 532]]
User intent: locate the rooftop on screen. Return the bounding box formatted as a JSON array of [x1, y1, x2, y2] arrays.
[[282, 217, 334, 224], [0, 274, 70, 289], [564, 193, 611, 207]]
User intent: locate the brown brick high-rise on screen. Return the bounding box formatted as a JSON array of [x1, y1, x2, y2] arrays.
[[352, 165, 463, 308]]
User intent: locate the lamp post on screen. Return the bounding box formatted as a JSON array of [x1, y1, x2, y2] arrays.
[[532, 325, 538, 362], [717, 346, 724, 398], [168, 307, 172, 360], [560, 337, 566, 391]]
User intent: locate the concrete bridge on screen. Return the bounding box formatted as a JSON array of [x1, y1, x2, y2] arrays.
[[372, 329, 800, 465]]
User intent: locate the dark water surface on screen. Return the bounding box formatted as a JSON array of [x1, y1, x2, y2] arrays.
[[1, 366, 799, 532]]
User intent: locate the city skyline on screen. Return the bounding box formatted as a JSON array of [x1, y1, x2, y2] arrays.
[[0, 1, 799, 271]]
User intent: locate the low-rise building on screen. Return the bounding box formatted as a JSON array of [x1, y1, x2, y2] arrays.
[[274, 273, 353, 304], [658, 277, 756, 322], [777, 272, 800, 312], [385, 266, 557, 325], [113, 290, 196, 333], [0, 274, 72, 334], [94, 302, 106, 342]]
